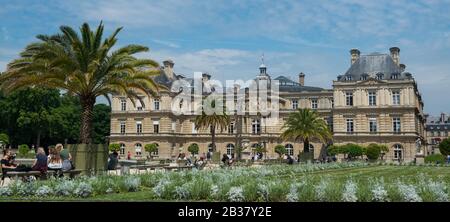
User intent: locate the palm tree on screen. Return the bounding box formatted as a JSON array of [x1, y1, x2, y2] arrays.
[[281, 109, 332, 153], [194, 97, 230, 152], [0, 22, 161, 144]]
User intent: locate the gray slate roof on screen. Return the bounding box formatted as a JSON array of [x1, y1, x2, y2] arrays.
[[274, 76, 324, 92], [340, 53, 411, 81]]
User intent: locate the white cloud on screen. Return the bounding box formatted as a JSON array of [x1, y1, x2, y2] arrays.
[[152, 39, 180, 48]]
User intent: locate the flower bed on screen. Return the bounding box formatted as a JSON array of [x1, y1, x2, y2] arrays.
[[1, 162, 450, 202]]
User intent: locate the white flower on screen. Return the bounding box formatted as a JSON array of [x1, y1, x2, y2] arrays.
[[35, 185, 53, 197], [398, 183, 422, 202], [315, 178, 329, 201], [342, 180, 358, 202], [227, 186, 245, 202], [257, 184, 270, 201], [286, 185, 299, 202]]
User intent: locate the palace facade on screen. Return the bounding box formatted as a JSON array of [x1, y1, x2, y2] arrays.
[[109, 47, 427, 162]]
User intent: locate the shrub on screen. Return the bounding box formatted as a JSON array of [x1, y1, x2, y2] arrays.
[[35, 185, 53, 197], [425, 154, 446, 164], [227, 186, 245, 202], [342, 179, 358, 202], [344, 144, 364, 159], [74, 182, 93, 198], [18, 144, 30, 157], [439, 138, 450, 156], [0, 133, 9, 145], [145, 143, 159, 156], [327, 145, 341, 156], [366, 144, 381, 160], [274, 145, 286, 158], [124, 177, 141, 192], [108, 143, 120, 152], [54, 180, 76, 196], [0, 186, 12, 196], [187, 143, 199, 155]]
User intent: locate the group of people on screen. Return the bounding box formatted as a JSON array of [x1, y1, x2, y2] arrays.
[[176, 152, 207, 169], [1, 144, 74, 176]]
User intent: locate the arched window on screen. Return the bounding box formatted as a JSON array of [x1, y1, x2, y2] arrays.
[[226, 144, 235, 157], [120, 143, 126, 155], [135, 143, 142, 156], [208, 143, 213, 153], [285, 144, 294, 156], [309, 144, 314, 152], [393, 144, 402, 160]]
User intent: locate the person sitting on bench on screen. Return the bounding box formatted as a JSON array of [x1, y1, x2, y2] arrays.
[[107, 151, 119, 170], [47, 146, 63, 176], [1, 149, 17, 172], [32, 147, 48, 174]]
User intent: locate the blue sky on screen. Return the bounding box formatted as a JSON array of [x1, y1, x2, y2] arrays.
[[1, 0, 450, 115]]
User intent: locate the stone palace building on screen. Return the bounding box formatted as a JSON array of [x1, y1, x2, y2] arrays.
[[109, 47, 427, 162]]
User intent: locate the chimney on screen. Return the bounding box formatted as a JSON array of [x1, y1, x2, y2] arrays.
[[163, 60, 175, 79], [389, 47, 400, 65], [441, 113, 446, 123], [298, 72, 305, 86], [400, 64, 406, 72], [350, 48, 360, 65]]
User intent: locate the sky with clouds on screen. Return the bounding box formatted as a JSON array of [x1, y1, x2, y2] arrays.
[[1, 0, 450, 115]]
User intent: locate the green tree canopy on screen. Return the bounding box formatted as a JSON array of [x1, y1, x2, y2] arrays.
[[439, 138, 450, 156], [1, 22, 161, 144], [109, 143, 120, 152], [188, 143, 200, 155], [274, 145, 286, 158], [281, 109, 332, 153]]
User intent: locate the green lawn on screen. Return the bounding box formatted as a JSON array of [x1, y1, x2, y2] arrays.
[[2, 164, 449, 202]]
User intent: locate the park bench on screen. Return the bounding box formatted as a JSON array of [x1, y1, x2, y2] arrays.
[[163, 165, 194, 172], [1, 169, 83, 185]]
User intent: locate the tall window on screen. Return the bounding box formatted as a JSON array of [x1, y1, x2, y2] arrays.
[[120, 121, 126, 134], [228, 122, 235, 134], [120, 143, 126, 155], [369, 118, 377, 133], [368, 91, 376, 106], [331, 99, 334, 108], [136, 121, 142, 134], [346, 118, 354, 133], [192, 122, 197, 134], [226, 144, 235, 157], [136, 99, 143, 111], [120, 99, 127, 111], [393, 117, 401, 133], [135, 143, 142, 156], [392, 91, 400, 105], [311, 99, 318, 109], [252, 119, 261, 134], [171, 120, 176, 132], [292, 100, 298, 110], [153, 120, 160, 133], [285, 144, 294, 156], [208, 144, 213, 153], [346, 92, 353, 106], [154, 99, 160, 110], [393, 144, 402, 160]]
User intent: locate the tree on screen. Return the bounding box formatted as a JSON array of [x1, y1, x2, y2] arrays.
[[274, 145, 286, 158], [188, 143, 199, 155], [0, 133, 9, 146], [91, 104, 111, 144], [1, 22, 161, 144], [281, 109, 332, 153], [327, 145, 341, 156], [379, 145, 389, 160], [366, 144, 381, 161], [194, 97, 230, 152], [344, 143, 364, 160], [145, 143, 158, 159], [439, 137, 450, 156], [18, 144, 30, 157], [109, 143, 120, 152]]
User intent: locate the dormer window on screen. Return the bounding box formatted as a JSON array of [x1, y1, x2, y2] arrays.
[[391, 73, 399, 79], [376, 73, 384, 80], [360, 74, 368, 81], [346, 76, 352, 81]]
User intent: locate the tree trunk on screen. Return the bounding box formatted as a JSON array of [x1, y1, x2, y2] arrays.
[[80, 96, 95, 144], [304, 138, 310, 153], [211, 125, 216, 152]]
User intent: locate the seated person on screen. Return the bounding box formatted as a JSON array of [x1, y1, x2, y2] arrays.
[[47, 147, 62, 171], [56, 144, 73, 171], [32, 147, 48, 173], [107, 151, 119, 170], [1, 149, 17, 174], [221, 154, 230, 166]]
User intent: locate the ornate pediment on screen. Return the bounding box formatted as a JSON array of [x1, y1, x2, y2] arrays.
[[358, 77, 385, 86]]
